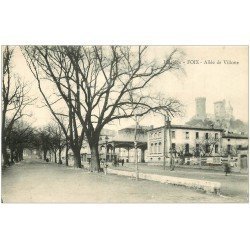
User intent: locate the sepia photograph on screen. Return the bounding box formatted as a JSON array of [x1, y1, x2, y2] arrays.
[[1, 45, 248, 203]]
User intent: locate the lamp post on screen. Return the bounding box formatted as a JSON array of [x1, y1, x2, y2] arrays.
[[169, 147, 174, 171], [163, 114, 172, 170], [166, 115, 173, 171], [105, 135, 109, 175], [163, 115, 167, 170], [134, 113, 139, 180]]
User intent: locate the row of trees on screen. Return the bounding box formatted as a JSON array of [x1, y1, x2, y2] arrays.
[[21, 45, 184, 171], [2, 46, 73, 167], [2, 46, 36, 167], [35, 122, 68, 164]]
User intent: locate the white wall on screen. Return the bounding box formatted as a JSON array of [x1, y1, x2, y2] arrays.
[[148, 127, 223, 162]]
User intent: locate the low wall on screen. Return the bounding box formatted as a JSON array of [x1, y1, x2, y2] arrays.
[[147, 162, 242, 173], [107, 168, 221, 194]]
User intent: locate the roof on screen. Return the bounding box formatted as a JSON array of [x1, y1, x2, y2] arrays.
[[222, 133, 248, 139], [148, 124, 224, 132], [119, 125, 152, 131]]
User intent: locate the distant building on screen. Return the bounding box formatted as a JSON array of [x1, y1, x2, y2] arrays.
[[100, 125, 150, 163], [221, 132, 248, 155], [214, 99, 234, 120], [195, 97, 207, 120], [192, 97, 234, 122], [147, 124, 223, 164]]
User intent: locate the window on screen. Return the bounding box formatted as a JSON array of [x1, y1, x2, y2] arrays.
[[158, 142, 162, 153], [228, 139, 230, 142], [155, 143, 158, 153], [196, 132, 199, 139], [185, 144, 189, 154], [172, 131, 175, 139], [215, 144, 219, 153], [215, 133, 218, 139], [185, 132, 189, 139], [227, 144, 231, 153], [150, 143, 153, 153], [158, 132, 161, 138], [205, 133, 209, 139]]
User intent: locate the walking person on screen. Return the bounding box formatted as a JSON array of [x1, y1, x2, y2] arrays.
[[224, 162, 231, 176], [224, 154, 231, 176], [121, 159, 124, 167]]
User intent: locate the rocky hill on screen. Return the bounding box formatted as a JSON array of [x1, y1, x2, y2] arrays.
[[185, 118, 248, 134]]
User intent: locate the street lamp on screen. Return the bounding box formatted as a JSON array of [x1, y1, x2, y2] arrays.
[[163, 114, 172, 170], [166, 115, 173, 170], [169, 147, 175, 171], [105, 135, 109, 175], [134, 112, 139, 180]]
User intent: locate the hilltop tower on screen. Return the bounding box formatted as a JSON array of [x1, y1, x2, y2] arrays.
[[195, 97, 206, 120], [225, 101, 234, 120], [214, 99, 226, 119], [214, 99, 233, 120]]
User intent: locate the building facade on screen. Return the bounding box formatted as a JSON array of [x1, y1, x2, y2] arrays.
[[221, 133, 248, 155], [147, 125, 224, 164]]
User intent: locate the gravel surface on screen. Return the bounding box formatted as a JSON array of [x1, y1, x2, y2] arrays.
[[1, 159, 248, 203]]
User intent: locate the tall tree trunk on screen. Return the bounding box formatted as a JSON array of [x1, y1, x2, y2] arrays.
[[54, 150, 57, 163], [65, 144, 69, 166], [43, 150, 47, 161], [90, 142, 100, 172], [58, 148, 62, 164], [2, 111, 9, 167], [72, 146, 81, 168], [20, 149, 24, 161], [14, 150, 19, 162], [10, 148, 14, 163]]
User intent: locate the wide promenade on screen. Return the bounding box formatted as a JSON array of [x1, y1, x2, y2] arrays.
[[1, 158, 248, 203]]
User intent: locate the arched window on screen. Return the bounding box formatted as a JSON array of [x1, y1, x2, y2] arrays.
[[158, 142, 162, 153], [151, 143, 153, 153]]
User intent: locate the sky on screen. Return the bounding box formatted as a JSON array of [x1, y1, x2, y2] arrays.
[[10, 45, 249, 130]]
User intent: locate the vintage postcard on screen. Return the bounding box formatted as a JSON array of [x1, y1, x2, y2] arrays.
[[1, 45, 248, 203]]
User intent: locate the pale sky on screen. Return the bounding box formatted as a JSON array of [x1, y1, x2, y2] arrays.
[[10, 46, 248, 130]]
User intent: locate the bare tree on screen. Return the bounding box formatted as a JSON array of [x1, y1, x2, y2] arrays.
[[46, 122, 67, 164], [22, 46, 184, 171], [2, 46, 34, 167], [22, 46, 84, 167]]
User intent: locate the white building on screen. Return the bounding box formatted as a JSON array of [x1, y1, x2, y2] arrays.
[[147, 125, 224, 164]]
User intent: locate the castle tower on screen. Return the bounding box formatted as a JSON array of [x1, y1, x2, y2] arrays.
[[195, 97, 206, 120], [225, 101, 234, 120], [214, 99, 226, 119]]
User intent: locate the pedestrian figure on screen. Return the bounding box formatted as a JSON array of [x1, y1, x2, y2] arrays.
[[121, 159, 124, 167], [113, 158, 117, 167], [224, 163, 231, 176]]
